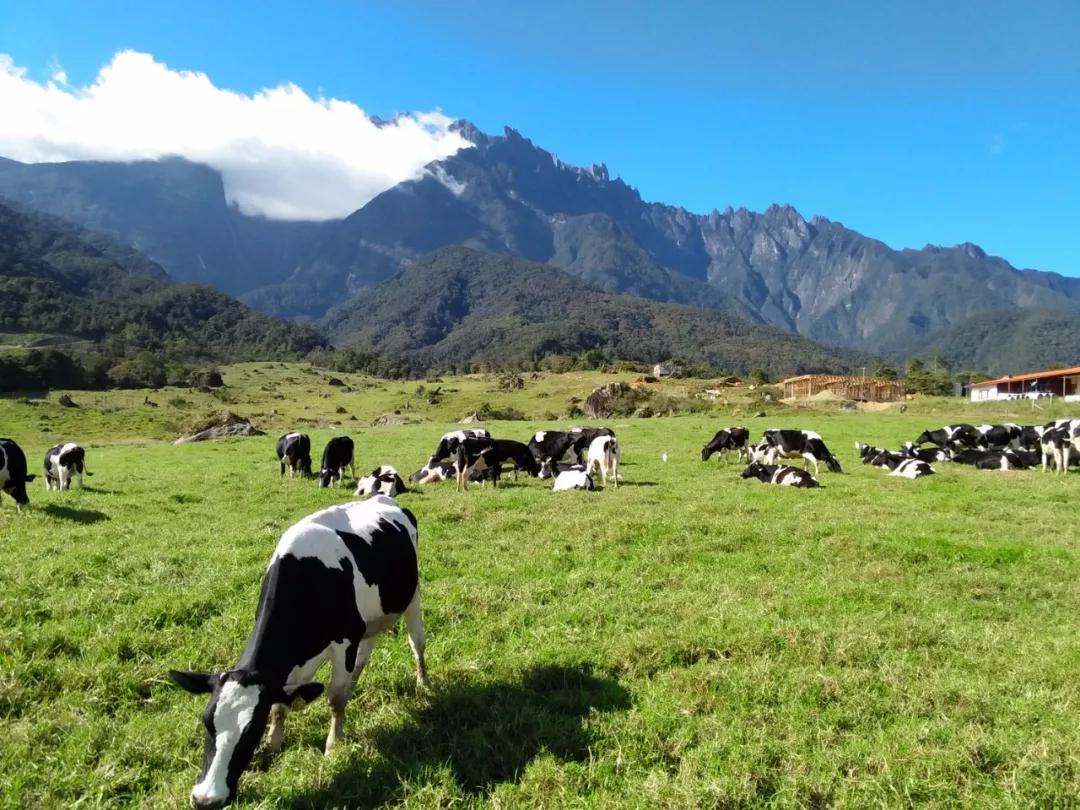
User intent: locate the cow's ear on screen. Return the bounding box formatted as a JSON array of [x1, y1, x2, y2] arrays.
[[24, 474, 36, 481], [168, 669, 217, 694], [281, 682, 324, 706]]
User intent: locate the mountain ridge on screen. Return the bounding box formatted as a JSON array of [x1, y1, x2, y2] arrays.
[[1, 122, 1078, 360]]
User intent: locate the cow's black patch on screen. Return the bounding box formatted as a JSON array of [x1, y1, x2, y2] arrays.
[[336, 520, 419, 616], [238, 555, 366, 680]]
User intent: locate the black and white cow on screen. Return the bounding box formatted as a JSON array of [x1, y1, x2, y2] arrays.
[[0, 438, 35, 510], [276, 433, 312, 478], [453, 438, 539, 491], [740, 462, 820, 488], [974, 423, 1022, 451], [168, 495, 428, 809], [552, 469, 595, 491], [855, 442, 906, 467], [44, 442, 89, 491], [410, 462, 502, 486], [1060, 418, 1080, 469], [528, 430, 577, 467], [585, 435, 619, 488], [538, 459, 587, 480], [914, 424, 978, 450], [410, 462, 455, 484], [568, 426, 617, 464], [1038, 426, 1070, 473], [1015, 425, 1047, 453], [953, 449, 1031, 470], [701, 427, 750, 462], [318, 437, 355, 488], [747, 440, 772, 463], [901, 441, 952, 463], [427, 429, 490, 465], [869, 453, 936, 479], [354, 466, 407, 497], [762, 429, 842, 474]]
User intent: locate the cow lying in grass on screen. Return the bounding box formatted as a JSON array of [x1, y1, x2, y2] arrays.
[[355, 466, 407, 497], [552, 469, 595, 490], [740, 462, 819, 488]]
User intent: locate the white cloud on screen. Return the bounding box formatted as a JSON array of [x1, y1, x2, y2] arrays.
[[0, 50, 471, 220]]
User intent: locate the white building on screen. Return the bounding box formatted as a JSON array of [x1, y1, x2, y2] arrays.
[[968, 366, 1080, 402]]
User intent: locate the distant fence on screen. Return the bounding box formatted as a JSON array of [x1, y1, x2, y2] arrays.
[[782, 374, 908, 402]]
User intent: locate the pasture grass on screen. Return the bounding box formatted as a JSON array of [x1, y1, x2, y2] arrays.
[[0, 367, 1078, 808]]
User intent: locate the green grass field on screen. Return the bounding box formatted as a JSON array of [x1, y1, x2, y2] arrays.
[[1, 366, 1078, 808]]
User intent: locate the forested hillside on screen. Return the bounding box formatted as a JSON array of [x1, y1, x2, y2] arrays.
[[322, 246, 875, 377]]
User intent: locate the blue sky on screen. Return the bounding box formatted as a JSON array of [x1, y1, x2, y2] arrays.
[[1, 0, 1078, 274]]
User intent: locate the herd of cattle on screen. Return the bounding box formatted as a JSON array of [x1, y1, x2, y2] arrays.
[[2, 417, 1079, 807], [700, 419, 1080, 488], [3, 419, 1080, 511]]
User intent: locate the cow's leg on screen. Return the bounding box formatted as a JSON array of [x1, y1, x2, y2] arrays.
[[266, 703, 289, 754], [610, 457, 618, 488], [60, 468, 70, 491], [76, 466, 84, 488], [403, 596, 430, 689], [325, 639, 374, 755], [803, 453, 820, 476]]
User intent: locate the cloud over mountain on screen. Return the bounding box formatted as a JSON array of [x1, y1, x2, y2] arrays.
[[0, 50, 469, 220]]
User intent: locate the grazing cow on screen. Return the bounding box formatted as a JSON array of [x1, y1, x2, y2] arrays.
[[44, 442, 89, 491], [453, 438, 539, 491], [762, 429, 842, 474], [276, 433, 312, 478], [914, 424, 978, 450], [740, 462, 819, 488], [168, 495, 427, 809], [355, 466, 407, 497], [427, 429, 489, 465], [0, 438, 35, 510], [318, 437, 355, 488], [584, 435, 619, 488], [552, 469, 595, 491], [901, 441, 952, 463], [701, 427, 750, 462], [975, 424, 1022, 450]]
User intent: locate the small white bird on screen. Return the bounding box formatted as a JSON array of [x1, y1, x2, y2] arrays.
[[661, 452, 668, 463]]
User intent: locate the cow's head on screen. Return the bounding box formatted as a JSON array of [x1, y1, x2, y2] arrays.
[[318, 467, 336, 488], [740, 463, 765, 480], [913, 431, 932, 446], [538, 458, 556, 479], [168, 669, 323, 808], [3, 473, 34, 509]]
